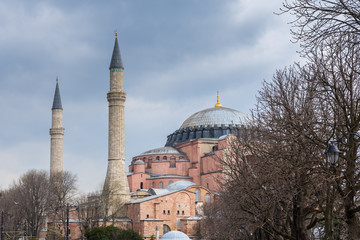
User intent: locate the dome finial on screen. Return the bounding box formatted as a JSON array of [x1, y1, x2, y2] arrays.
[[215, 91, 222, 108], [115, 30, 118, 38]]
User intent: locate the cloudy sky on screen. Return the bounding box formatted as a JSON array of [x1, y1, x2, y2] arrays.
[[0, 0, 301, 194]]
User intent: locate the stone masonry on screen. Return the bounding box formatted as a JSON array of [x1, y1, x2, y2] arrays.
[[103, 35, 130, 217], [50, 78, 64, 178]]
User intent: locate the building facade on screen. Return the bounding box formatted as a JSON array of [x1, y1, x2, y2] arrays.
[[46, 36, 250, 240], [127, 100, 249, 192]]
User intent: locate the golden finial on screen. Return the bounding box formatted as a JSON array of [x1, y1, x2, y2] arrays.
[[215, 91, 222, 108], [115, 30, 118, 38], [56, 76, 58, 84]]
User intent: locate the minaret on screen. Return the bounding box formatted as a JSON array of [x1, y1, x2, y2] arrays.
[[50, 77, 64, 178], [103, 33, 130, 216]]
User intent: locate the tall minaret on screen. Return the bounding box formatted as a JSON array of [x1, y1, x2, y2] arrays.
[[103, 33, 130, 217], [50, 77, 64, 178]]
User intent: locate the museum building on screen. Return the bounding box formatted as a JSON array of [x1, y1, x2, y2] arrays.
[[45, 35, 251, 239]]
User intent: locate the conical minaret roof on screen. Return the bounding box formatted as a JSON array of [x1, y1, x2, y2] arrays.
[[109, 34, 124, 69], [52, 77, 63, 110]]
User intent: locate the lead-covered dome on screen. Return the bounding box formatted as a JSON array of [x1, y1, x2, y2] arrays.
[[166, 106, 250, 147], [161, 231, 190, 240], [138, 146, 184, 156], [180, 107, 248, 129]]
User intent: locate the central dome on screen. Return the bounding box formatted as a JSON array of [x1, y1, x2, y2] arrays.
[[180, 107, 248, 129], [165, 105, 250, 147]]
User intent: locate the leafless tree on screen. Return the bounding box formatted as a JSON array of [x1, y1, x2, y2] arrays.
[[280, 0, 360, 53], [75, 191, 102, 237], [101, 183, 127, 224], [0, 170, 78, 239], [11, 170, 52, 237], [204, 44, 360, 238], [311, 33, 360, 239], [48, 171, 77, 238]]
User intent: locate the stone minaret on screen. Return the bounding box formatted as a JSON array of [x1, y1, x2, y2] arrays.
[[50, 77, 64, 178], [103, 33, 130, 216]]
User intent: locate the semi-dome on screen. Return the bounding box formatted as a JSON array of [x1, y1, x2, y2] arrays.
[[138, 146, 183, 156], [166, 180, 196, 191], [166, 105, 250, 147], [161, 231, 190, 240]]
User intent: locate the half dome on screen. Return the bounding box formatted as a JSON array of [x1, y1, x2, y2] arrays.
[[138, 146, 183, 156], [166, 180, 196, 191]]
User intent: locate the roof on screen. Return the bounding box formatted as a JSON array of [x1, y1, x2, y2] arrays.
[[148, 188, 170, 196], [161, 231, 190, 240], [166, 106, 251, 147], [147, 174, 192, 180], [138, 146, 184, 156], [129, 181, 198, 204], [166, 180, 196, 191], [134, 160, 145, 165], [52, 81, 63, 110], [180, 107, 249, 129], [109, 37, 124, 69]]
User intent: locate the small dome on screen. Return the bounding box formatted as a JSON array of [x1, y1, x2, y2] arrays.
[[161, 231, 190, 240], [139, 146, 183, 156], [134, 160, 145, 165], [166, 180, 196, 191]]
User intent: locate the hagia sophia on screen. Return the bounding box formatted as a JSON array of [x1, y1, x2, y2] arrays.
[[47, 35, 250, 239]]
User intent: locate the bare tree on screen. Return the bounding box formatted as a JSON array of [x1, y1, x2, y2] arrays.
[[280, 0, 360, 53], [11, 170, 52, 237], [310, 33, 360, 239], [101, 183, 127, 224], [48, 171, 77, 238], [75, 191, 102, 238], [204, 53, 360, 239]]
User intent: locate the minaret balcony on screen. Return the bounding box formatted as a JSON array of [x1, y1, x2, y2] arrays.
[[107, 91, 126, 102], [50, 128, 65, 135]]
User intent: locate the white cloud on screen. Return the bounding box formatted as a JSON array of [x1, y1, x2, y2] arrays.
[[0, 141, 49, 189], [227, 0, 283, 25]]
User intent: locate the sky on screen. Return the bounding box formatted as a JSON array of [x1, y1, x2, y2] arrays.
[[0, 0, 301, 194]]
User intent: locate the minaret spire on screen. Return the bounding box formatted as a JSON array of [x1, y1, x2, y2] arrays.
[[103, 34, 130, 217], [52, 77, 63, 110], [50, 77, 64, 179], [109, 33, 124, 70]]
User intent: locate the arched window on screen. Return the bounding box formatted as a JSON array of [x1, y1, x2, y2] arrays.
[[177, 220, 181, 228], [170, 161, 176, 168], [195, 189, 201, 202], [159, 182, 164, 189], [205, 193, 211, 203], [169, 180, 173, 185], [163, 224, 170, 234], [152, 182, 155, 188], [140, 182, 143, 189]]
